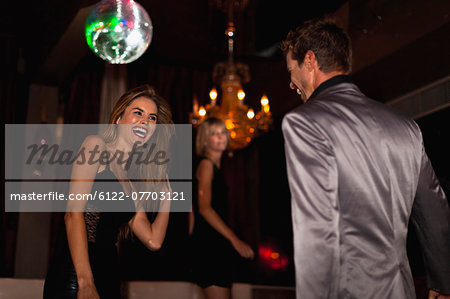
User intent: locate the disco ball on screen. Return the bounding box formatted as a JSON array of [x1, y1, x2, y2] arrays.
[[85, 0, 153, 64]]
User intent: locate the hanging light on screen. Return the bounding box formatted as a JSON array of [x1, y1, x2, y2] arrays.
[[237, 89, 246, 101], [198, 106, 207, 117], [247, 109, 255, 119], [260, 94, 269, 106], [189, 3, 272, 151], [85, 0, 153, 64], [209, 88, 218, 102]]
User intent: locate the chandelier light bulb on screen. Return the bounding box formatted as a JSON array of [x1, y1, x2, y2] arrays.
[[237, 89, 245, 100], [198, 106, 206, 116], [247, 109, 255, 119], [260, 94, 269, 106], [264, 104, 270, 113], [209, 88, 218, 101]]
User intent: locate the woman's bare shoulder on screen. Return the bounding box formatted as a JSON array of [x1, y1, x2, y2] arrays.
[[196, 158, 214, 180], [82, 135, 106, 150], [198, 158, 215, 170]]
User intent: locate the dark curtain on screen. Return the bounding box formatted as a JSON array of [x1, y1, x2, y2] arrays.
[[1, 36, 29, 277], [47, 53, 104, 266], [63, 55, 104, 124], [127, 60, 212, 124]]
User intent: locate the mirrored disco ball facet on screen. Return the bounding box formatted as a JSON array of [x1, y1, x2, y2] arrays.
[[85, 0, 153, 64]]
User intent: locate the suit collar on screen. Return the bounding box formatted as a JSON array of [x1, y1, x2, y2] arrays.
[[309, 75, 353, 100]]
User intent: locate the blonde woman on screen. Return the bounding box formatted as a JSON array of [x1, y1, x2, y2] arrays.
[[190, 117, 254, 299]]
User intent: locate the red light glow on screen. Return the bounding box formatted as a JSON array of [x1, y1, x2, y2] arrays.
[[258, 245, 288, 270]]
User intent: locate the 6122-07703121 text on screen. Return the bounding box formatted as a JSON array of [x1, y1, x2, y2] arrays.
[[10, 191, 186, 201]]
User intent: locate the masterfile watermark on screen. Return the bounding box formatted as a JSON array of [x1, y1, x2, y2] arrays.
[[26, 142, 170, 171], [5, 124, 193, 212]]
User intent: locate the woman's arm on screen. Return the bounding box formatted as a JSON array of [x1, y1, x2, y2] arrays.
[[131, 211, 170, 251], [131, 180, 171, 251], [65, 213, 98, 298], [65, 135, 104, 299], [196, 159, 254, 259]]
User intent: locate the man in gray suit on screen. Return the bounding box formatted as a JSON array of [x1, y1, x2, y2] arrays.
[[281, 18, 450, 299]]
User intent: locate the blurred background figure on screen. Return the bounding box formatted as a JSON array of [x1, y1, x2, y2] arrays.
[[190, 117, 255, 299]]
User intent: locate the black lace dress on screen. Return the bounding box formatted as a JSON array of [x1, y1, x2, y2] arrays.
[[43, 164, 135, 299], [191, 157, 235, 288]]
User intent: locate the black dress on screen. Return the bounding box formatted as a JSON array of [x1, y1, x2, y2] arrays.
[[191, 157, 235, 288], [43, 164, 135, 299]]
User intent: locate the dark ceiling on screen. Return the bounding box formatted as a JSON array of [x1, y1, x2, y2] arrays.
[[2, 0, 449, 108], [6, 0, 347, 84]]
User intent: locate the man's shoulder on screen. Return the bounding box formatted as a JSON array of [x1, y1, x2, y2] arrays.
[[282, 102, 328, 137], [282, 104, 310, 128], [283, 94, 333, 123], [282, 83, 420, 139]]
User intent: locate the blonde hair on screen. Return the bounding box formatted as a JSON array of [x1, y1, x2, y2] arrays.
[[195, 117, 229, 156]]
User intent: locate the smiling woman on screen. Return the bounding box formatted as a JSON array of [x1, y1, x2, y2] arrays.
[[43, 85, 174, 299], [116, 97, 157, 143]]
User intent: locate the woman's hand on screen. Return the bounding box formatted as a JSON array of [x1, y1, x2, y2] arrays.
[[77, 278, 100, 299], [231, 238, 255, 259], [429, 289, 450, 299]]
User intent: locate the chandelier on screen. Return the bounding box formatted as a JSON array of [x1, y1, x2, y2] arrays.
[[190, 3, 272, 151]]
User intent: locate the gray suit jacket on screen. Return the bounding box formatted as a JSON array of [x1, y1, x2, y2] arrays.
[[282, 81, 450, 299]]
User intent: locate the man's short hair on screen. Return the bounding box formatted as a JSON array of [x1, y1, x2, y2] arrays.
[[281, 18, 352, 74]]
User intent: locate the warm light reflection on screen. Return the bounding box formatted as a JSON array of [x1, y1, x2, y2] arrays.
[[264, 104, 270, 113], [225, 119, 234, 130], [209, 88, 218, 101], [247, 109, 255, 119], [249, 128, 255, 133], [230, 131, 237, 138], [198, 106, 206, 116], [237, 89, 245, 100]]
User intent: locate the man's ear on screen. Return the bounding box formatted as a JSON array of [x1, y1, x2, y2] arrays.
[[304, 50, 317, 71]]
